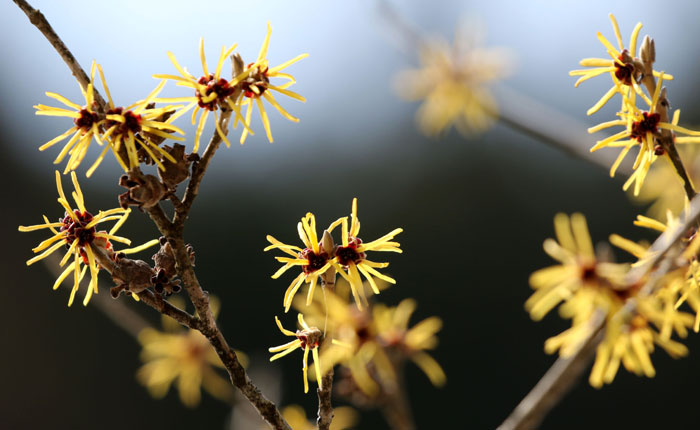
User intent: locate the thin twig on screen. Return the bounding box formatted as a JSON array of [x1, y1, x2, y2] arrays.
[[12, 0, 107, 111], [497, 314, 605, 430], [498, 194, 700, 430], [379, 358, 416, 430], [15, 1, 291, 427], [89, 245, 200, 329], [174, 107, 235, 227], [142, 113, 291, 429], [317, 264, 337, 430], [637, 36, 695, 201], [375, 0, 626, 174]]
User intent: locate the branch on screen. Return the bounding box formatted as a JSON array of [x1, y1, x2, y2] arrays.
[[497, 314, 604, 430], [498, 193, 700, 430], [89, 244, 200, 330], [317, 236, 338, 430], [174, 107, 234, 227], [14, 1, 291, 426], [638, 35, 695, 201], [12, 0, 107, 111], [375, 0, 625, 175]]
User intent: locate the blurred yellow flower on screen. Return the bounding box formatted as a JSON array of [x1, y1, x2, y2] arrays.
[[632, 146, 700, 219], [269, 314, 323, 393], [137, 298, 241, 407], [610, 212, 700, 332], [278, 404, 358, 430], [527, 213, 626, 323], [589, 303, 690, 388], [372, 299, 446, 387], [394, 23, 511, 136], [18, 171, 131, 306], [302, 285, 444, 396]]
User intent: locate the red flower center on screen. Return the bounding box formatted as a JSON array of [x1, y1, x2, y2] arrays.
[[614, 50, 635, 86], [295, 331, 319, 349], [196, 74, 234, 110], [300, 248, 329, 274], [61, 210, 96, 247], [106, 107, 142, 136], [580, 264, 597, 282], [630, 111, 660, 143], [242, 63, 270, 98], [335, 237, 366, 266], [74, 108, 100, 131]]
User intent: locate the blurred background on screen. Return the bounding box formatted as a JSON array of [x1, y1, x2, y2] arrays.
[[2, 0, 700, 428]]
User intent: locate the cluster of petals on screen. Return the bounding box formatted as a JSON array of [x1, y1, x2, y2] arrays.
[[265, 198, 402, 311], [17, 171, 157, 306]]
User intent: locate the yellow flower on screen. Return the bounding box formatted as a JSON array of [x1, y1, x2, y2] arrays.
[[589, 304, 689, 388], [588, 76, 700, 196], [137, 297, 241, 407], [569, 14, 672, 116], [95, 64, 183, 174], [301, 286, 443, 396], [269, 314, 323, 393], [394, 24, 511, 136], [276, 405, 358, 430], [154, 38, 254, 151], [235, 22, 308, 144], [266, 212, 338, 312], [18, 171, 131, 306], [610, 212, 700, 332], [632, 146, 700, 219], [34, 61, 105, 175], [328, 198, 403, 309], [526, 213, 627, 324], [266, 199, 402, 311], [372, 299, 446, 387]]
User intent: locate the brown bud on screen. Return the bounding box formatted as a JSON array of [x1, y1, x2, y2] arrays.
[[152, 237, 196, 279], [157, 143, 196, 190], [322, 230, 335, 254], [151, 268, 183, 296], [118, 170, 167, 209], [232, 53, 245, 77], [152, 237, 177, 278], [109, 257, 155, 298], [640, 35, 655, 66]]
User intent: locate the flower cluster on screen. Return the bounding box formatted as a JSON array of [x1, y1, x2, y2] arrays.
[[395, 23, 511, 136], [137, 298, 245, 406], [302, 283, 445, 397], [570, 14, 700, 196], [528, 213, 698, 387], [155, 23, 307, 150], [33, 24, 306, 179], [35, 61, 183, 176], [274, 404, 358, 430], [266, 198, 403, 312], [266, 198, 406, 393], [19, 171, 131, 306], [269, 314, 323, 393]]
